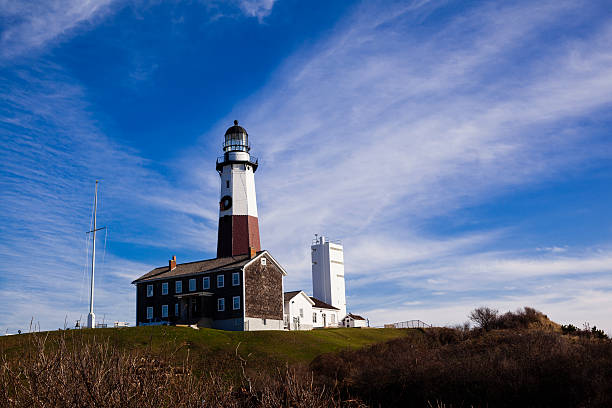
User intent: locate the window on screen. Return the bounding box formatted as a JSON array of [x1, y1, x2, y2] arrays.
[[226, 180, 229, 188], [162, 305, 168, 318], [313, 313, 317, 323], [232, 272, 240, 286], [146, 307, 153, 320], [261, 257, 267, 266], [162, 282, 168, 295], [203, 276, 210, 290], [175, 303, 179, 316], [189, 278, 196, 291], [299, 308, 304, 318], [146, 284, 153, 297], [175, 281, 182, 293], [217, 298, 225, 311], [233, 296, 240, 310], [217, 274, 224, 288], [331, 314, 336, 324]]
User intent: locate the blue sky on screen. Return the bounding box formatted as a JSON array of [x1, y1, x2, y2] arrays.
[[1, 0, 611, 334]]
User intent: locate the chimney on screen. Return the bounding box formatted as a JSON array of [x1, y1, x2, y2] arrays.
[[169, 255, 176, 271], [249, 247, 256, 259]]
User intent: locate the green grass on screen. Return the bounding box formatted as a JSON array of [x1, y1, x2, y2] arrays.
[[0, 326, 416, 366]]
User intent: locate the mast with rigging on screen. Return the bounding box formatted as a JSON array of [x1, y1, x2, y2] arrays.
[[87, 180, 105, 329]]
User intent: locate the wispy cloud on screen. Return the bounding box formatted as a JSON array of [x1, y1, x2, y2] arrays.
[[1, 0, 611, 335], [0, 0, 120, 60], [0, 62, 208, 331], [234, 0, 277, 20], [172, 0, 612, 330], [0, 0, 281, 61]]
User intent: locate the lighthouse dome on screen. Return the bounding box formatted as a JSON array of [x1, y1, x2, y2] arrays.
[[223, 120, 249, 152], [225, 120, 248, 136]]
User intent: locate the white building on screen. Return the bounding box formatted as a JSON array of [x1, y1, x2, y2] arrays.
[[284, 291, 314, 330], [284, 291, 342, 330], [311, 297, 341, 328], [311, 235, 346, 318], [342, 313, 367, 328], [283, 235, 366, 331]]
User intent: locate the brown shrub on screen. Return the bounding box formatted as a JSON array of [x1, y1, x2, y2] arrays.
[[0, 331, 359, 408], [311, 327, 612, 407]]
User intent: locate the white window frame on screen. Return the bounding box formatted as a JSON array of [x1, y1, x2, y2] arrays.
[[146, 307, 153, 320], [331, 314, 336, 324], [189, 278, 196, 291], [146, 284, 153, 297], [175, 280, 182, 294], [261, 257, 267, 266], [203, 276, 210, 290], [161, 282, 168, 295], [217, 274, 224, 288], [174, 303, 179, 316], [161, 305, 168, 318], [217, 298, 225, 311], [300, 308, 304, 318], [233, 296, 240, 310], [313, 312, 317, 323], [232, 272, 240, 286]]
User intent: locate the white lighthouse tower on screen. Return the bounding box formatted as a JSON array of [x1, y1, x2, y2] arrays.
[[311, 235, 346, 318], [216, 121, 261, 257]]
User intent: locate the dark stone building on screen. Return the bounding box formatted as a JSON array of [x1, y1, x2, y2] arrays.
[[132, 250, 286, 330]]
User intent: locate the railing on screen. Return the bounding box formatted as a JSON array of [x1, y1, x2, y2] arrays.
[[216, 156, 258, 165], [312, 237, 342, 245], [384, 320, 432, 329]]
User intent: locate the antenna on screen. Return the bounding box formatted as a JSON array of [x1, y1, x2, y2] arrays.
[[86, 181, 106, 329]]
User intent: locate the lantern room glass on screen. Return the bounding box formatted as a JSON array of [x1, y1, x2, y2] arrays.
[[223, 131, 249, 152]]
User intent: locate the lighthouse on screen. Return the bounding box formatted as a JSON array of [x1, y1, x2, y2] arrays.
[[216, 121, 261, 257]]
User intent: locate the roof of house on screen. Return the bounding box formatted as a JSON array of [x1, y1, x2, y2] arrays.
[[347, 313, 366, 320], [284, 290, 315, 305], [310, 297, 339, 310], [132, 251, 265, 284], [283, 290, 301, 300]]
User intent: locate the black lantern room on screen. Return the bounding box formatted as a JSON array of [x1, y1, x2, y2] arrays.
[[223, 120, 249, 153]]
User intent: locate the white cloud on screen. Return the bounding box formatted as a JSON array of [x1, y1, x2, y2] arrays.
[[187, 0, 612, 281], [0, 0, 119, 60], [2, 0, 612, 336], [235, 0, 277, 20], [173, 0, 612, 330]]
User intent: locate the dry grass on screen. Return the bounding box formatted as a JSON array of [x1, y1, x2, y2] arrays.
[[3, 307, 609, 407], [0, 330, 363, 407]]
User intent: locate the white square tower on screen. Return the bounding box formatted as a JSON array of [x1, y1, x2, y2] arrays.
[[311, 235, 346, 318]]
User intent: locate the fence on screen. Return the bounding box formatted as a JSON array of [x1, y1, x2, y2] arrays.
[[383, 320, 432, 329]]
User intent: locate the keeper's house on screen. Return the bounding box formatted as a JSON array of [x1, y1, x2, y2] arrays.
[[132, 250, 286, 330]]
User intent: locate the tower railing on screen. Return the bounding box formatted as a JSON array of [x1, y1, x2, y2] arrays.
[[216, 156, 258, 165], [312, 237, 342, 245]]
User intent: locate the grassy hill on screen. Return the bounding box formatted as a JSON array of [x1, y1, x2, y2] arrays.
[[0, 326, 413, 365], [3, 308, 610, 407]]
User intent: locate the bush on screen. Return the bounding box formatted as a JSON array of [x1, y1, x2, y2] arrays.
[[562, 323, 609, 340], [0, 331, 359, 407], [311, 309, 612, 407]]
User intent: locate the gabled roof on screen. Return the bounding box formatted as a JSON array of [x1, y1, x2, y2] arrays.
[[310, 297, 339, 310], [284, 290, 315, 305], [245, 250, 287, 276], [132, 250, 286, 284], [346, 313, 366, 320], [132, 252, 260, 284]]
